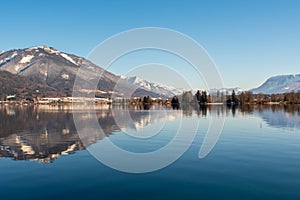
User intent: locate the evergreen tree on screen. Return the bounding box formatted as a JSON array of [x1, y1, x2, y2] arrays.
[[232, 90, 237, 104], [201, 90, 207, 104], [195, 90, 201, 102]]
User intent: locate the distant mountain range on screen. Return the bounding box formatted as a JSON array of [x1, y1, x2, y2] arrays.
[[1, 46, 299, 98], [251, 74, 300, 94], [0, 46, 249, 99]]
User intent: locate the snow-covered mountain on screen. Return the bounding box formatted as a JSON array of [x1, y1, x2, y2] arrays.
[[124, 76, 186, 97], [0, 46, 163, 98], [124, 75, 245, 98], [0, 46, 112, 89], [251, 74, 300, 94]]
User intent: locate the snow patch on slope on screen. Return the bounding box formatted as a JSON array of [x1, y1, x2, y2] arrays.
[[19, 55, 34, 64], [0, 51, 18, 65], [60, 53, 77, 65], [61, 73, 69, 80]]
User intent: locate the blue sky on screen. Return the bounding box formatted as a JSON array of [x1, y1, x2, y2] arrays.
[[1, 0, 300, 89]]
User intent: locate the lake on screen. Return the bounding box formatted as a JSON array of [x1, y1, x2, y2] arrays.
[[0, 104, 300, 199]]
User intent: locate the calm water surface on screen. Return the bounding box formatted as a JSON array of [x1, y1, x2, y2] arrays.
[[0, 104, 300, 199]]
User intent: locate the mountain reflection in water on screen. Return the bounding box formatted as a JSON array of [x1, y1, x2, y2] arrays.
[[0, 104, 299, 163], [0, 105, 179, 163]]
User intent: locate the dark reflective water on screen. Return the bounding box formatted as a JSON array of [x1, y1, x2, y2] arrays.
[[0, 104, 300, 199]]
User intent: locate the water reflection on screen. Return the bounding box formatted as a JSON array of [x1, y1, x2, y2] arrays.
[[0, 106, 87, 163], [0, 104, 299, 163], [0, 105, 179, 163], [255, 105, 300, 130]]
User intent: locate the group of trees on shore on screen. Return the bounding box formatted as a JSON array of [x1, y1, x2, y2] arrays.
[[239, 90, 300, 104], [179, 90, 300, 105]]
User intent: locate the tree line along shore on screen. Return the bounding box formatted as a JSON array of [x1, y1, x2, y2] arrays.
[[177, 90, 300, 105], [1, 90, 300, 106]]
